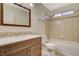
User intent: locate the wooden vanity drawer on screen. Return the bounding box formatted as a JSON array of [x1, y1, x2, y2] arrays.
[[30, 44, 41, 56], [7, 48, 29, 56], [0, 37, 41, 56]]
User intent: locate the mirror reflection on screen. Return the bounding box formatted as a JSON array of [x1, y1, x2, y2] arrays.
[[3, 3, 31, 27]]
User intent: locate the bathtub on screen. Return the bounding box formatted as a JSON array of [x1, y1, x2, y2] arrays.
[[49, 39, 79, 56]]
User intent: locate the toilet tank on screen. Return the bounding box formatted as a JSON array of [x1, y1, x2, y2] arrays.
[[41, 35, 48, 43]]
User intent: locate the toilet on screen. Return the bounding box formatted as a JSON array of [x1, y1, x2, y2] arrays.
[[41, 35, 56, 56], [44, 43, 56, 50], [44, 42, 56, 56]]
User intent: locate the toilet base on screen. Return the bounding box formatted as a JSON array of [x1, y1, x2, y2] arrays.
[[42, 45, 56, 56]]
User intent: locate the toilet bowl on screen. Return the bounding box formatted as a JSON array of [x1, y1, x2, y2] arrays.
[[43, 42, 56, 56], [44, 43, 56, 50]]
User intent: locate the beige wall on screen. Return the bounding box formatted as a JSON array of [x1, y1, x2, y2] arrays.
[[50, 16, 79, 43], [31, 3, 49, 34], [0, 4, 49, 35], [49, 4, 79, 43], [45, 20, 51, 39]]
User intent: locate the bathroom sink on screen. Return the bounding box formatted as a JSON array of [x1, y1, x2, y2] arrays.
[[0, 34, 40, 46]]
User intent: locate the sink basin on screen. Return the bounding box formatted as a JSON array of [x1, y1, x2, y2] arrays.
[[0, 34, 40, 46]]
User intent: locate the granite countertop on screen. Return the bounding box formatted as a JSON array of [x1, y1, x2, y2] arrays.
[[0, 34, 41, 46]]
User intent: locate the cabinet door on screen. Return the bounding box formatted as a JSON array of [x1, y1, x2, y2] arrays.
[[7, 48, 29, 56], [30, 44, 42, 56]]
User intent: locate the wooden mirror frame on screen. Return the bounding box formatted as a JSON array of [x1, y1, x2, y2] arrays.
[[0, 3, 31, 27]]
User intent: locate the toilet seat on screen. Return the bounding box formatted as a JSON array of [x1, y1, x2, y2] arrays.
[[44, 43, 56, 50]]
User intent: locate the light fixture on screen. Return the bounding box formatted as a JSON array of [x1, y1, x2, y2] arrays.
[[30, 3, 33, 7]]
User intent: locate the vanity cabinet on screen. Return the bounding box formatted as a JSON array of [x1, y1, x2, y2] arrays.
[[7, 48, 29, 56], [0, 37, 42, 56], [30, 44, 41, 56]]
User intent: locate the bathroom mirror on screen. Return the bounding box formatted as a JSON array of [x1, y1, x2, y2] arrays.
[[0, 3, 31, 27]]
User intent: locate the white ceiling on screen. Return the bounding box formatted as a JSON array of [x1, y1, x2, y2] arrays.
[[42, 3, 72, 10], [8, 3, 73, 11]]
